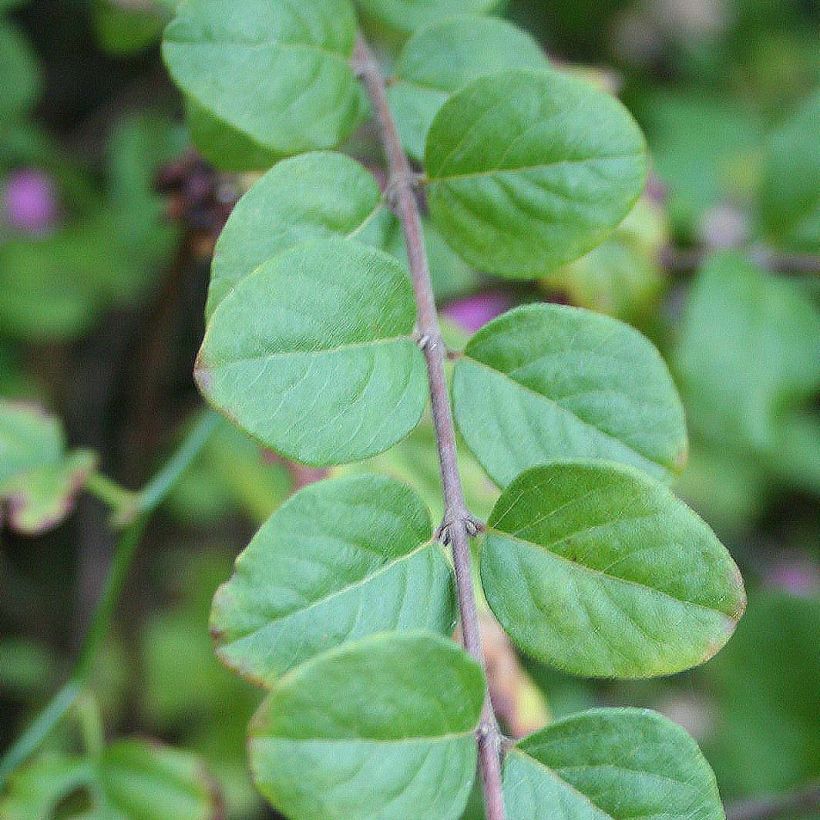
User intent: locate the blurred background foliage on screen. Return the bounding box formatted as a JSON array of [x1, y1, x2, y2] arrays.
[[0, 0, 817, 817]]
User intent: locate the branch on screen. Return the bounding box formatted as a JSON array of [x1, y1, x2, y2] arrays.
[[726, 783, 820, 820], [354, 34, 506, 820], [661, 245, 820, 275], [0, 410, 219, 789]]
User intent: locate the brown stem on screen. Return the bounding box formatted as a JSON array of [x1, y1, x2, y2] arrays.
[[354, 34, 506, 820], [661, 245, 820, 275]]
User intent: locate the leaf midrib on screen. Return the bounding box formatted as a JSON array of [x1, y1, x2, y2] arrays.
[[458, 355, 665, 473], [486, 527, 732, 619], [206, 334, 415, 368], [427, 153, 643, 185], [225, 539, 440, 637]]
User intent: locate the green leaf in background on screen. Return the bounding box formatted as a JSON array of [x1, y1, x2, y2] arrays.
[[453, 303, 687, 488], [703, 592, 820, 798], [0, 741, 218, 819], [162, 0, 367, 157], [356, 0, 501, 36], [0, 400, 96, 535], [211, 475, 455, 685], [425, 69, 647, 278], [0, 23, 40, 118], [249, 632, 484, 820], [542, 196, 668, 321], [336, 416, 499, 523], [503, 708, 723, 819], [208, 152, 390, 318], [183, 95, 279, 172], [481, 461, 746, 678], [98, 740, 218, 819], [387, 16, 548, 161], [196, 238, 428, 465], [0, 753, 93, 820], [675, 252, 820, 493], [634, 92, 762, 239], [759, 91, 819, 252], [92, 0, 169, 54], [383, 215, 480, 302]]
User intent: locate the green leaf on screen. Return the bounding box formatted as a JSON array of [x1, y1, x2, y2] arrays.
[[196, 238, 427, 465], [759, 91, 819, 252], [453, 304, 687, 488], [162, 0, 367, 157], [93, 0, 168, 54], [481, 461, 745, 678], [675, 252, 820, 457], [249, 632, 484, 820], [387, 16, 548, 161], [211, 474, 455, 685], [0, 23, 40, 117], [208, 152, 390, 318], [98, 740, 218, 819], [0, 401, 96, 535], [503, 708, 723, 819], [425, 70, 647, 279], [356, 0, 501, 35], [183, 95, 279, 172]]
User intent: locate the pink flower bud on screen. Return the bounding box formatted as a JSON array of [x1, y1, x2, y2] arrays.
[[442, 291, 512, 333], [2, 168, 59, 234]]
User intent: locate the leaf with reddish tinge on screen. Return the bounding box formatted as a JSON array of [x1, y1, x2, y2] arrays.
[[0, 400, 97, 535]]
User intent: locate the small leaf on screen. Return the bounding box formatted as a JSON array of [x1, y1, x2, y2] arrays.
[[196, 238, 428, 465], [0, 22, 40, 117], [208, 152, 390, 318], [356, 0, 501, 36], [504, 708, 723, 819], [481, 461, 745, 678], [211, 474, 455, 685], [249, 631, 484, 820], [0, 753, 93, 819], [388, 16, 548, 160], [0, 400, 96, 535], [425, 70, 647, 278], [162, 0, 367, 157], [98, 740, 219, 819], [453, 303, 687, 488]]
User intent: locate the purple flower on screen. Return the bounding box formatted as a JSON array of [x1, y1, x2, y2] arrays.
[[2, 168, 59, 234], [442, 291, 512, 333]]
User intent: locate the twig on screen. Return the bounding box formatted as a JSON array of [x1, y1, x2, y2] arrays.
[[354, 34, 506, 820], [661, 245, 820, 275], [0, 410, 219, 788], [726, 782, 820, 820]]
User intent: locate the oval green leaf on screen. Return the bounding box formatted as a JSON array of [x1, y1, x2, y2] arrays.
[[387, 16, 549, 161], [504, 708, 723, 819], [162, 0, 367, 156], [356, 0, 501, 36], [482, 461, 746, 678], [211, 474, 455, 685], [208, 152, 391, 318], [425, 70, 647, 278], [453, 303, 687, 487], [196, 238, 428, 465], [249, 631, 484, 820]]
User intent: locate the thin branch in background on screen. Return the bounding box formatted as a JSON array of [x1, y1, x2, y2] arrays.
[[354, 33, 507, 820], [726, 782, 820, 820], [0, 410, 219, 788], [661, 245, 820, 275]]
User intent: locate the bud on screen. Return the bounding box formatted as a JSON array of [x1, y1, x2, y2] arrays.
[[441, 291, 512, 333]]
